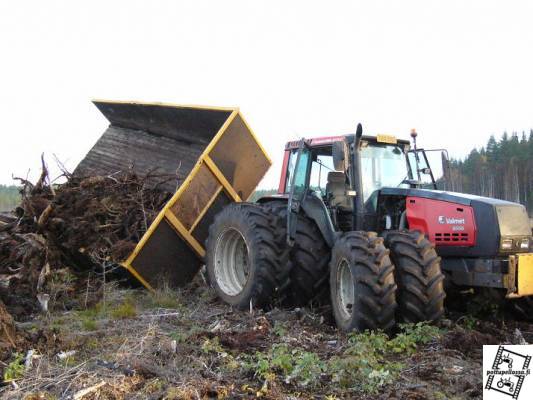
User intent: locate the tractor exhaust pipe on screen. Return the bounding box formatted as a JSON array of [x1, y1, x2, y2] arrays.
[[351, 123, 365, 230]]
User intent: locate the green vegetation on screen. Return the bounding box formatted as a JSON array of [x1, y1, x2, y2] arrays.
[[450, 130, 533, 215], [0, 184, 20, 212], [144, 285, 181, 309], [111, 299, 137, 319], [74, 303, 104, 331], [201, 337, 225, 354], [272, 321, 288, 337], [81, 317, 98, 331], [242, 322, 441, 394], [170, 327, 200, 344], [3, 353, 25, 382], [244, 344, 324, 388], [328, 323, 440, 393]]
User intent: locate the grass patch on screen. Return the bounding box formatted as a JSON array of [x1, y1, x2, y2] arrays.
[[145, 286, 181, 309], [81, 317, 98, 331], [74, 302, 105, 330], [170, 325, 202, 343], [111, 299, 137, 319], [77, 302, 104, 319]]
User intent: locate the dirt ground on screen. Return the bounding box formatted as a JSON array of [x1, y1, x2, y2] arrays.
[[1, 275, 532, 400]]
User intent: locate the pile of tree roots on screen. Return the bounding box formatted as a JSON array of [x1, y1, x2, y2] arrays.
[[0, 160, 173, 323]]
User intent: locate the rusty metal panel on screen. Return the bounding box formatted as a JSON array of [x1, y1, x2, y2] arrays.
[[79, 101, 272, 290]]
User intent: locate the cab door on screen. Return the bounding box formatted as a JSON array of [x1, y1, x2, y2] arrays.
[[287, 140, 311, 244]]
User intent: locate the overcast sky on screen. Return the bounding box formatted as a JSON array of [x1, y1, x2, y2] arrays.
[[1, 1, 532, 188]]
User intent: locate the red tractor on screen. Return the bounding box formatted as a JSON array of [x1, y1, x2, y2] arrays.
[[206, 124, 533, 331]]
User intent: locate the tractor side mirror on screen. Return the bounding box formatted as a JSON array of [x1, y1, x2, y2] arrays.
[[422, 149, 450, 189], [332, 141, 345, 171], [441, 151, 451, 188]]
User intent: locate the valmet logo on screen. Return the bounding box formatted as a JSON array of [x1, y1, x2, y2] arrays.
[[438, 216, 465, 225]]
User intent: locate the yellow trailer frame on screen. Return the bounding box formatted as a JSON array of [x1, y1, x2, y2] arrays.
[[78, 100, 271, 290]]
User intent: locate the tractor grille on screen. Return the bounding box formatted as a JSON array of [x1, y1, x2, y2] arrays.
[[434, 232, 470, 243]]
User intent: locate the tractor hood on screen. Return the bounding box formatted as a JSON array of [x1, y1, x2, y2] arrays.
[[380, 187, 531, 257]]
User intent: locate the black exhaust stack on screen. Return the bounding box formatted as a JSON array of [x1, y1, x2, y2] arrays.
[[351, 123, 365, 230]]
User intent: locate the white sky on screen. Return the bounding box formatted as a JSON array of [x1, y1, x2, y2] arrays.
[[1, 0, 532, 189]]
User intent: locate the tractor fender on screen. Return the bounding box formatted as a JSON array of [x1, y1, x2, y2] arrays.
[[257, 193, 338, 248]]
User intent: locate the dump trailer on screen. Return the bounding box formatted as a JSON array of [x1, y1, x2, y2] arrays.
[[75, 100, 271, 289]]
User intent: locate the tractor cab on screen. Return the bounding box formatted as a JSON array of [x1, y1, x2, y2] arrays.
[[279, 129, 448, 233]]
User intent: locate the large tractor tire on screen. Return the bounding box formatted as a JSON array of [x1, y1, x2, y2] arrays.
[[329, 231, 397, 332], [206, 203, 290, 310], [262, 201, 330, 306], [384, 230, 445, 323]]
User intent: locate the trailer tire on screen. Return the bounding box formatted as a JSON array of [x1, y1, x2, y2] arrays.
[[384, 230, 446, 323], [330, 231, 397, 332], [206, 202, 290, 310], [261, 201, 330, 305]]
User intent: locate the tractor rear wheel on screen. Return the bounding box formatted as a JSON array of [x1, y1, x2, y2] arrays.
[[206, 202, 290, 309], [262, 201, 330, 305], [384, 230, 446, 323], [330, 231, 397, 332]]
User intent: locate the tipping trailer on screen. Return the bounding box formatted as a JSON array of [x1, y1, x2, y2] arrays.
[[75, 100, 271, 290]]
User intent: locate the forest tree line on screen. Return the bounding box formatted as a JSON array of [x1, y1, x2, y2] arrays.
[[446, 130, 533, 215], [0, 185, 20, 212]]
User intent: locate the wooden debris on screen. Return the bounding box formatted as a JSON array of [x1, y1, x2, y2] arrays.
[[1, 163, 172, 319], [73, 381, 106, 400]]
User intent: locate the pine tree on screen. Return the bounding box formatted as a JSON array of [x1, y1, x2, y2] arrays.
[[448, 130, 532, 215]]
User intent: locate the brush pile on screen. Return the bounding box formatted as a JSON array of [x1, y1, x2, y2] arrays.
[[0, 158, 173, 321]]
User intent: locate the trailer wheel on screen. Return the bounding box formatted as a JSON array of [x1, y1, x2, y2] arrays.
[[384, 230, 446, 323], [330, 231, 397, 332], [206, 203, 290, 309], [262, 201, 330, 305]]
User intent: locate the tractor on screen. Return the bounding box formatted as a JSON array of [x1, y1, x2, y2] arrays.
[[206, 124, 533, 332]]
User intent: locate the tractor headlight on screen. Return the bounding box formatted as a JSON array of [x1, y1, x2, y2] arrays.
[[501, 239, 514, 251], [519, 238, 530, 250]]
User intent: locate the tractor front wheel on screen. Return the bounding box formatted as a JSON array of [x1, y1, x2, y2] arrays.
[[384, 230, 446, 323], [329, 231, 397, 332]]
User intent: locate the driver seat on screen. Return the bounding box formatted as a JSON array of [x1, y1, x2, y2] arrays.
[[326, 172, 353, 211]]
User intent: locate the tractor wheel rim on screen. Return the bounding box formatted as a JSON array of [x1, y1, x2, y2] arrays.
[[336, 258, 355, 321], [214, 227, 250, 296]]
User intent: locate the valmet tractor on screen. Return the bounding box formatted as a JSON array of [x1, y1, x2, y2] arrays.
[[206, 124, 533, 332]]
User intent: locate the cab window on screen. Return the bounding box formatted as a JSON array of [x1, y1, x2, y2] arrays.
[[285, 150, 297, 193]]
